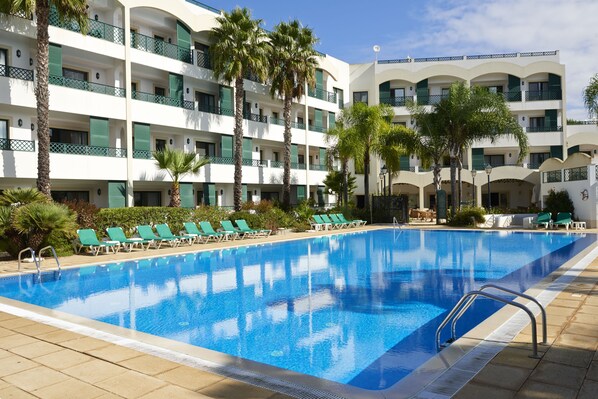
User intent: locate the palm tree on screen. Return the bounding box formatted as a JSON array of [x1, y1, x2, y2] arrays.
[[433, 82, 527, 215], [0, 0, 88, 198], [153, 148, 210, 207], [325, 110, 357, 206], [345, 102, 393, 210], [375, 125, 412, 195], [583, 73, 598, 122], [268, 20, 318, 210], [210, 8, 269, 211], [323, 170, 356, 206]]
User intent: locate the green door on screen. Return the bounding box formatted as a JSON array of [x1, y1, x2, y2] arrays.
[[472, 148, 485, 170], [242, 137, 252, 160], [176, 20, 191, 62], [108, 181, 126, 208], [291, 144, 298, 165], [203, 183, 216, 205], [169, 73, 183, 106], [416, 79, 429, 105], [133, 123, 150, 152], [180, 183, 194, 208], [219, 85, 233, 116], [49, 43, 62, 77], [221, 135, 233, 158], [379, 81, 390, 104], [89, 117, 109, 148]]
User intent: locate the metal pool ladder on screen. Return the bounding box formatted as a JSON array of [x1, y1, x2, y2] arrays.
[[17, 246, 61, 279], [435, 284, 547, 358]]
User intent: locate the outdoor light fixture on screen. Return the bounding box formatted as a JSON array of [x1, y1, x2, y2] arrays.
[[30, 123, 35, 131], [169, 139, 173, 145], [471, 170, 477, 207], [96, 72, 100, 79], [29, 58, 33, 66], [17, 119, 23, 127], [186, 88, 189, 94], [94, 14, 98, 21], [509, 153, 512, 158], [97, 188, 101, 196], [16, 49, 21, 58], [380, 165, 388, 196], [220, 189, 223, 195], [485, 164, 493, 209], [186, 138, 190, 144]]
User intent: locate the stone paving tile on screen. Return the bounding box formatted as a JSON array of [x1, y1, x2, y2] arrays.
[[9, 340, 63, 359], [87, 344, 144, 363], [577, 379, 598, 399], [542, 346, 594, 368], [470, 363, 531, 391], [553, 333, 598, 351], [0, 385, 39, 398], [60, 336, 112, 352], [548, 298, 581, 309], [33, 377, 109, 399], [515, 380, 577, 399], [139, 385, 213, 399], [543, 314, 570, 327], [492, 346, 542, 369], [198, 378, 280, 399], [95, 370, 167, 398], [62, 358, 128, 384], [453, 382, 516, 399], [586, 360, 598, 381], [155, 366, 226, 391], [0, 354, 38, 377], [3, 365, 70, 391], [11, 322, 59, 336], [576, 304, 598, 314], [118, 354, 180, 375], [34, 348, 92, 370], [528, 361, 586, 389], [562, 322, 598, 338], [0, 326, 17, 338], [544, 305, 577, 318], [0, 333, 40, 350], [35, 329, 85, 343], [0, 317, 38, 330]]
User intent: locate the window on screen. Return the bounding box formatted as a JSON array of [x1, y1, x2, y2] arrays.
[[486, 86, 503, 94], [273, 151, 279, 162], [441, 88, 450, 98], [62, 68, 88, 81], [50, 128, 88, 145], [528, 82, 548, 101], [334, 87, 344, 108], [134, 191, 161, 206], [529, 117, 545, 132], [353, 91, 368, 104], [530, 152, 550, 168], [155, 139, 166, 152], [153, 34, 165, 55], [391, 88, 405, 98], [0, 48, 6, 76], [195, 141, 215, 157], [0, 119, 8, 139], [51, 191, 89, 203], [484, 154, 505, 167], [298, 154, 305, 164], [392, 121, 407, 127], [195, 92, 216, 113], [297, 117, 304, 125], [154, 87, 165, 96], [194, 42, 211, 69]]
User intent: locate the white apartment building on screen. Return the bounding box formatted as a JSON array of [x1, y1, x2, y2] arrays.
[[1, 0, 595, 212]]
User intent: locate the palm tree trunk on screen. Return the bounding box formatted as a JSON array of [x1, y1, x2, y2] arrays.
[[233, 77, 244, 211], [169, 182, 180, 207], [35, 0, 51, 198], [433, 164, 442, 224], [449, 156, 457, 216], [388, 171, 393, 196], [282, 95, 292, 211], [363, 147, 370, 210], [342, 159, 348, 206], [457, 163, 462, 209]]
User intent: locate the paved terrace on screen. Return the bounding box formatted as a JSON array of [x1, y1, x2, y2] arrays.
[[0, 225, 595, 398]]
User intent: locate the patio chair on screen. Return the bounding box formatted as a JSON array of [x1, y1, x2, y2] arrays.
[[155, 224, 194, 246], [531, 212, 552, 229], [106, 227, 152, 251], [553, 212, 572, 230], [182, 222, 213, 243], [320, 214, 345, 229], [137, 225, 179, 248], [336, 213, 367, 227], [199, 221, 230, 241], [312, 214, 332, 231], [235, 219, 272, 237], [220, 220, 246, 239], [76, 229, 119, 256], [329, 213, 351, 228]]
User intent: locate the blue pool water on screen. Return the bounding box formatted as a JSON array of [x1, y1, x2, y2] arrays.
[[0, 230, 594, 390]]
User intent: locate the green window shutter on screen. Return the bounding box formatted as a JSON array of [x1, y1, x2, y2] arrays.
[[49, 43, 62, 77], [416, 79, 429, 104], [328, 112, 336, 129], [472, 148, 485, 170], [315, 69, 323, 90], [169, 73, 183, 103], [291, 144, 298, 164], [219, 85, 233, 116], [108, 181, 126, 208], [176, 20, 191, 62], [550, 145, 563, 160], [203, 183, 216, 205], [400, 156, 410, 171], [180, 183, 194, 208], [133, 123, 150, 151], [548, 73, 562, 100], [507, 74, 521, 101], [242, 137, 252, 160], [242, 184, 248, 202], [545, 109, 558, 129], [379, 81, 390, 103], [296, 185, 306, 203], [317, 186, 325, 206], [567, 145, 579, 156], [221, 135, 233, 158], [319, 148, 327, 166], [314, 109, 323, 129], [89, 117, 109, 148]]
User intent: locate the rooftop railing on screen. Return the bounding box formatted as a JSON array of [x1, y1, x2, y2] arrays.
[[0, 65, 34, 81], [49, 75, 126, 97], [132, 91, 194, 110], [49, 7, 124, 45], [0, 138, 35, 152], [378, 50, 558, 64], [185, 0, 220, 13], [131, 31, 191, 63], [49, 142, 126, 157]]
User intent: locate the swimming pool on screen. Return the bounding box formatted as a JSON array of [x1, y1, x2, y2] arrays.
[[0, 229, 594, 394]]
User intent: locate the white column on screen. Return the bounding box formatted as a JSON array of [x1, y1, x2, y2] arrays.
[[124, 5, 134, 207], [418, 185, 425, 209], [304, 82, 310, 200]]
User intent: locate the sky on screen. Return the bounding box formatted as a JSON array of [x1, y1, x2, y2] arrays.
[[208, 0, 598, 120]]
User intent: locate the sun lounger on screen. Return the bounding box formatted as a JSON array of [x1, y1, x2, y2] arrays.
[[76, 229, 119, 256], [235, 219, 271, 237], [183, 222, 217, 243], [200, 221, 231, 241], [220, 220, 246, 239], [329, 213, 351, 228], [553, 212, 572, 230], [155, 224, 194, 245], [312, 214, 332, 230], [531, 212, 552, 229], [137, 225, 179, 248], [320, 214, 345, 229], [106, 227, 152, 251], [336, 213, 367, 227]]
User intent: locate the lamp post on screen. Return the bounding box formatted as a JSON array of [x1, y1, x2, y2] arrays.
[[485, 164, 493, 210], [471, 169, 477, 207], [380, 165, 388, 196]]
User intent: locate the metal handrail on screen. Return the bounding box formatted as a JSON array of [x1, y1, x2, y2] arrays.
[[37, 246, 61, 277], [436, 289, 544, 358], [450, 284, 547, 346], [17, 247, 36, 272]]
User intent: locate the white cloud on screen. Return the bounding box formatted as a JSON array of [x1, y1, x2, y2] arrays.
[[384, 0, 598, 119]]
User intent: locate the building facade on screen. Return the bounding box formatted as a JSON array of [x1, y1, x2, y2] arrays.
[[1, 0, 596, 211]]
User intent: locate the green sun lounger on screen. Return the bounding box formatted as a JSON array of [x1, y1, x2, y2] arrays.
[[235, 219, 271, 237], [183, 222, 216, 243], [312, 214, 332, 230], [531, 212, 552, 229], [320, 214, 345, 229], [106, 227, 153, 251], [336, 213, 367, 227], [155, 224, 194, 245], [199, 221, 232, 241], [329, 213, 351, 228], [553, 212, 572, 229], [137, 225, 179, 248], [220, 220, 245, 239], [76, 229, 119, 256]]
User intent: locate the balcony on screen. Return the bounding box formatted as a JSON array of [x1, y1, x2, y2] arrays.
[[49, 142, 127, 157], [308, 87, 337, 103], [133, 91, 194, 110], [379, 95, 414, 107], [49, 7, 125, 45], [417, 94, 448, 105], [133, 149, 152, 159], [208, 157, 267, 167], [309, 125, 327, 133], [243, 113, 268, 123], [0, 138, 35, 152], [49, 75, 126, 97], [131, 32, 191, 63], [526, 125, 563, 133], [525, 90, 562, 101], [195, 51, 211, 70], [310, 164, 327, 171], [0, 65, 34, 81], [292, 121, 305, 129], [269, 161, 307, 170], [503, 91, 522, 102], [270, 117, 285, 126]]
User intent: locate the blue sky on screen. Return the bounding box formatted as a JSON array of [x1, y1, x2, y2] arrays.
[[208, 0, 598, 119]]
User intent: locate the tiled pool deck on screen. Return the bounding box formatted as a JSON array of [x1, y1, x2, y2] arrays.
[[0, 225, 596, 398]]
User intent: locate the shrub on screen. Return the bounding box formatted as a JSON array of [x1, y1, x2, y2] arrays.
[[96, 207, 194, 237], [544, 189, 574, 219], [448, 206, 486, 227]]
